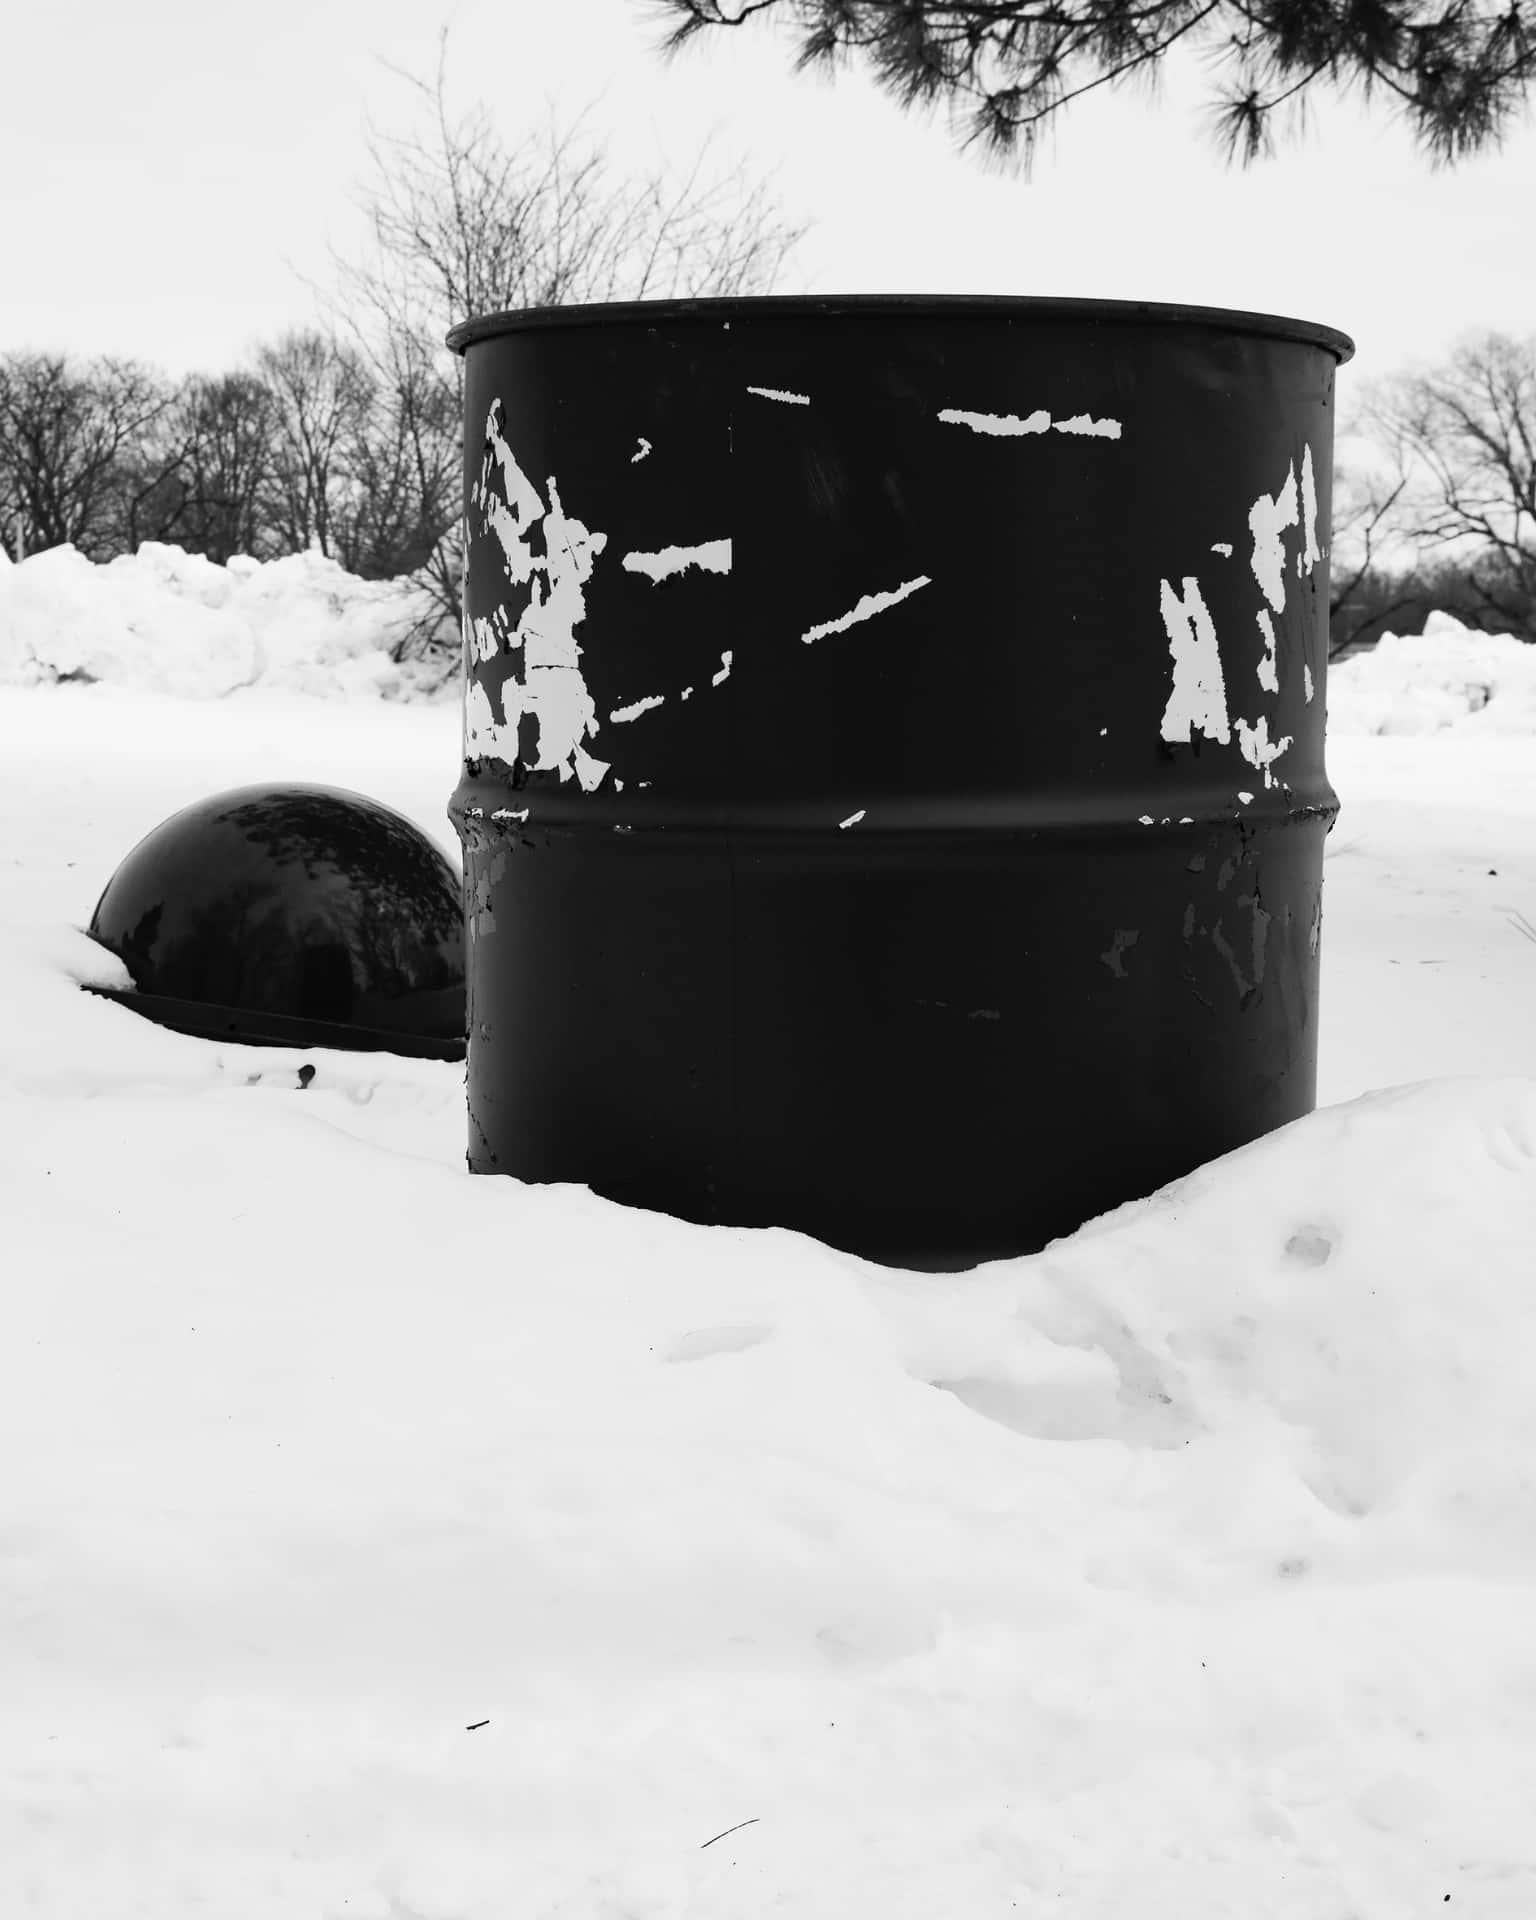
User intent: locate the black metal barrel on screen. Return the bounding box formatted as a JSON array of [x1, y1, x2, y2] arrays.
[[447, 295, 1353, 1269]]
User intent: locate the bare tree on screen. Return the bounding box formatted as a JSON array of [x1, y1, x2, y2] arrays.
[[335, 328, 461, 590], [648, 0, 1536, 172], [326, 32, 809, 643], [1327, 460, 1418, 655], [256, 330, 374, 560], [157, 373, 282, 565], [1362, 330, 1536, 637], [0, 353, 173, 559]]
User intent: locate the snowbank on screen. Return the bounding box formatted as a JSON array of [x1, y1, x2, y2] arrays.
[[3, 682, 1536, 1916], [1329, 610, 1536, 735], [0, 541, 455, 702]]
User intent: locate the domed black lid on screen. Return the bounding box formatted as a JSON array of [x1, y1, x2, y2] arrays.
[[87, 783, 465, 1060]]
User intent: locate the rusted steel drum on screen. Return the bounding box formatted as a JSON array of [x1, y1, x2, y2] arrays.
[[447, 295, 1353, 1269]]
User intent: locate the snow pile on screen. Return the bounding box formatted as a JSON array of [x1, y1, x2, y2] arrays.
[[0, 541, 454, 701], [3, 684, 1536, 1916], [1329, 610, 1536, 735]]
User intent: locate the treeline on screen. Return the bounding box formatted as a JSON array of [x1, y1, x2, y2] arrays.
[[0, 35, 805, 662], [1330, 553, 1536, 658], [7, 328, 1532, 670], [1329, 328, 1536, 656], [0, 334, 453, 583]]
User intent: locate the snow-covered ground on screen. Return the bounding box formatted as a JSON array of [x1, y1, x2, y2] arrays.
[[2, 550, 1535, 1917]]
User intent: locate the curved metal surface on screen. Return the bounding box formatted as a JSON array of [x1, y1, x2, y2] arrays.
[[450, 300, 1347, 1266], [448, 293, 1354, 364], [89, 783, 466, 1059]]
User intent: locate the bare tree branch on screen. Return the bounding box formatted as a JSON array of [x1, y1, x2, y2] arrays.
[[318, 26, 807, 649]]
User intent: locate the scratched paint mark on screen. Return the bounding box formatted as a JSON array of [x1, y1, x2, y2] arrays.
[[938, 406, 1122, 439], [622, 539, 732, 583], [1235, 717, 1293, 787], [1300, 445, 1322, 573], [610, 694, 666, 724], [1158, 576, 1231, 746], [1211, 542, 1234, 557], [939, 406, 1049, 436], [631, 437, 652, 464], [839, 809, 866, 829], [490, 806, 530, 823], [470, 399, 610, 791], [1052, 413, 1123, 439], [1250, 463, 1300, 613], [712, 650, 733, 686], [746, 386, 810, 405], [1304, 663, 1315, 703], [803, 575, 931, 645], [1100, 929, 1140, 978], [1238, 890, 1273, 985], [1256, 609, 1279, 695]]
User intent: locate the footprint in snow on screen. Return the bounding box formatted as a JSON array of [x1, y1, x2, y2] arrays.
[[663, 1324, 775, 1364]]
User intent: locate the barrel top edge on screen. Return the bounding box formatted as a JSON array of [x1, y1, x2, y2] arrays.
[[446, 293, 1355, 364]]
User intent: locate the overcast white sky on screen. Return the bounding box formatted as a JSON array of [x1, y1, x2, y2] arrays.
[[3, 0, 1533, 393]]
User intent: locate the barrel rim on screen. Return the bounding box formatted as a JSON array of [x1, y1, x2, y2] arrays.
[[446, 293, 1355, 364]]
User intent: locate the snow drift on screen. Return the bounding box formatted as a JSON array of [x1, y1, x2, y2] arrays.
[[0, 540, 454, 701], [1328, 609, 1536, 735], [2, 549, 1536, 1916]]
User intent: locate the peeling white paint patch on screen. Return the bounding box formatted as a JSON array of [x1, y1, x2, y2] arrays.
[[470, 400, 610, 792], [610, 694, 666, 724], [622, 539, 732, 584], [1211, 542, 1234, 557], [1052, 413, 1123, 439], [1179, 816, 1194, 824], [803, 575, 931, 645], [839, 810, 866, 829], [469, 614, 502, 665], [711, 650, 733, 687], [1098, 727, 1108, 738], [1256, 609, 1279, 695], [939, 406, 1049, 437], [1158, 576, 1231, 747], [1138, 815, 1156, 826], [490, 807, 530, 823], [1238, 791, 1256, 806], [1300, 444, 1322, 575], [1250, 463, 1300, 613], [746, 386, 810, 406], [937, 406, 1122, 438], [631, 437, 652, 464], [681, 687, 693, 700], [1235, 717, 1293, 787], [1304, 663, 1315, 703], [464, 679, 502, 760]]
